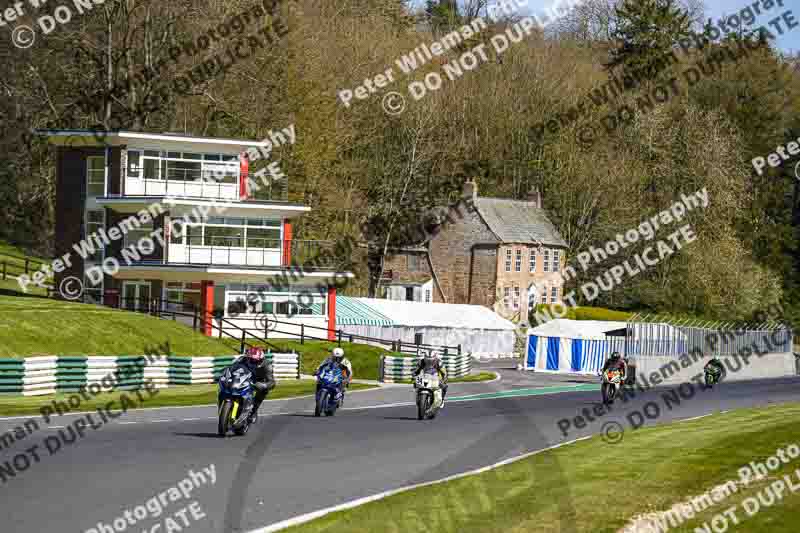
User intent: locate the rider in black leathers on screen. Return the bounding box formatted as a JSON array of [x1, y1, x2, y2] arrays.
[[412, 351, 448, 406], [238, 347, 276, 423]]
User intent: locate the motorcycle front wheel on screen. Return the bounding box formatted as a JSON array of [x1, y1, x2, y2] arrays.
[[218, 399, 233, 437], [315, 390, 327, 417], [417, 392, 430, 420], [601, 383, 615, 405]]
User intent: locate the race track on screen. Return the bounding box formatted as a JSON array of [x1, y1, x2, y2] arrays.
[[2, 369, 799, 533]]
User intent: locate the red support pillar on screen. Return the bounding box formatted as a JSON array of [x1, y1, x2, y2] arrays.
[[239, 153, 249, 200], [201, 280, 214, 336], [327, 286, 336, 341], [282, 221, 293, 266]]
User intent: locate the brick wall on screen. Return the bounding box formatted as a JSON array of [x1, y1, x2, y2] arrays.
[[382, 251, 432, 284], [495, 244, 567, 314], [428, 204, 499, 305]]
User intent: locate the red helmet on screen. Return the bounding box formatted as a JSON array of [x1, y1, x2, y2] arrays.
[[245, 346, 264, 362]]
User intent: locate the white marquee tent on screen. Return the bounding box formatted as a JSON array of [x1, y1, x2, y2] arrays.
[[336, 297, 517, 357]]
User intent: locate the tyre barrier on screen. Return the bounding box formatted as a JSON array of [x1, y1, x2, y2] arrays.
[[379, 354, 472, 383], [0, 353, 301, 396]]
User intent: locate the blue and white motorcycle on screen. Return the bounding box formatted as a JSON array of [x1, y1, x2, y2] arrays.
[[315, 364, 345, 417], [217, 361, 255, 436]]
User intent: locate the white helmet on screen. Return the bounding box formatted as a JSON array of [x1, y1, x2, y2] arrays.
[[332, 348, 345, 362]]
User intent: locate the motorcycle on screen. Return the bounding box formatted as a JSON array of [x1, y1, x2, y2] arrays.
[[704, 358, 724, 388], [315, 364, 344, 417], [601, 368, 625, 405], [217, 361, 255, 437], [415, 369, 443, 420]]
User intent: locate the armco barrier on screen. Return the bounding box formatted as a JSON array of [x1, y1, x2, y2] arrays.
[[0, 353, 300, 396], [379, 354, 472, 383]]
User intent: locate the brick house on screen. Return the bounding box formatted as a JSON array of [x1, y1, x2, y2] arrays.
[[380, 179, 568, 320], [39, 129, 353, 338]]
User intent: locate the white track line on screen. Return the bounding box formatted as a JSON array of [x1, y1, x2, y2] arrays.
[[151, 419, 172, 423], [47, 426, 65, 429], [678, 414, 712, 423], [250, 435, 592, 533]]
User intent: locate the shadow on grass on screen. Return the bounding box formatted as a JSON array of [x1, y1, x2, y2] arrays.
[[0, 287, 51, 299]]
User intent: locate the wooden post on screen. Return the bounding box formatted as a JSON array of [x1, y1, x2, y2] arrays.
[[24, 259, 29, 275], [240, 330, 246, 354], [337, 329, 342, 346], [457, 344, 462, 356], [301, 324, 305, 345], [193, 309, 198, 331]]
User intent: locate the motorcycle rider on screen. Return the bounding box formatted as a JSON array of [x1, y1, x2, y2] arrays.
[[412, 350, 448, 407], [601, 351, 628, 381], [235, 346, 276, 423], [704, 354, 724, 384], [315, 347, 352, 400]]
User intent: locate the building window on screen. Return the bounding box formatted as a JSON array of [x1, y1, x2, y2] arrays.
[[83, 271, 103, 305], [405, 286, 415, 301], [552, 250, 560, 272], [124, 223, 155, 254], [127, 151, 141, 179], [226, 284, 325, 316], [84, 210, 105, 263], [551, 286, 558, 303], [177, 218, 281, 248], [408, 254, 423, 272], [515, 249, 522, 272], [133, 150, 239, 184], [529, 249, 536, 272], [541, 285, 548, 304], [505, 249, 512, 272], [86, 156, 106, 197], [543, 249, 551, 272], [425, 289, 431, 302], [503, 287, 511, 307], [165, 282, 201, 312], [513, 286, 520, 309]]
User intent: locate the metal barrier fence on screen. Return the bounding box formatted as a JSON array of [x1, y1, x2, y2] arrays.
[[0, 354, 301, 396], [624, 314, 793, 357], [379, 354, 472, 383]]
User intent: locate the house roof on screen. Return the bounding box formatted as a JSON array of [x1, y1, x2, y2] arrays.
[[474, 197, 568, 247]]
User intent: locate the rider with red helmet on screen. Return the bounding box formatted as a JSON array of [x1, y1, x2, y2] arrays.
[[240, 346, 276, 423]]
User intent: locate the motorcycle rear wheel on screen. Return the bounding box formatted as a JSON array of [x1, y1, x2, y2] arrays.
[[218, 400, 233, 437]]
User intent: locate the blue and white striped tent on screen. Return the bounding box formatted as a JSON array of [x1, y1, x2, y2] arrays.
[[525, 319, 628, 374]]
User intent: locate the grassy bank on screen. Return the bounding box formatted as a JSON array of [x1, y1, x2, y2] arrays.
[[393, 371, 497, 385], [233, 339, 395, 381], [0, 294, 238, 357], [0, 380, 377, 417], [285, 403, 800, 533]]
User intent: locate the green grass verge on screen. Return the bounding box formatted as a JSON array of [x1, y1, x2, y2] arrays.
[[0, 380, 377, 417], [283, 403, 800, 533], [229, 339, 397, 381], [0, 293, 238, 357]]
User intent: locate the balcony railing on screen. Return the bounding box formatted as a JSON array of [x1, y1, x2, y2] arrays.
[[166, 240, 347, 269], [111, 167, 289, 202]]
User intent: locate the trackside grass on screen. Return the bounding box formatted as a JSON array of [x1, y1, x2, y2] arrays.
[[0, 294, 240, 357], [234, 339, 397, 381], [0, 380, 377, 417], [284, 403, 800, 533]]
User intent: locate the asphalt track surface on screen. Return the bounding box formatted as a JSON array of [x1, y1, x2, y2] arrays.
[[1, 368, 799, 533]]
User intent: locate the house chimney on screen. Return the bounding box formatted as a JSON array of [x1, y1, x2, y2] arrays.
[[463, 179, 477, 202], [527, 186, 542, 208]]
